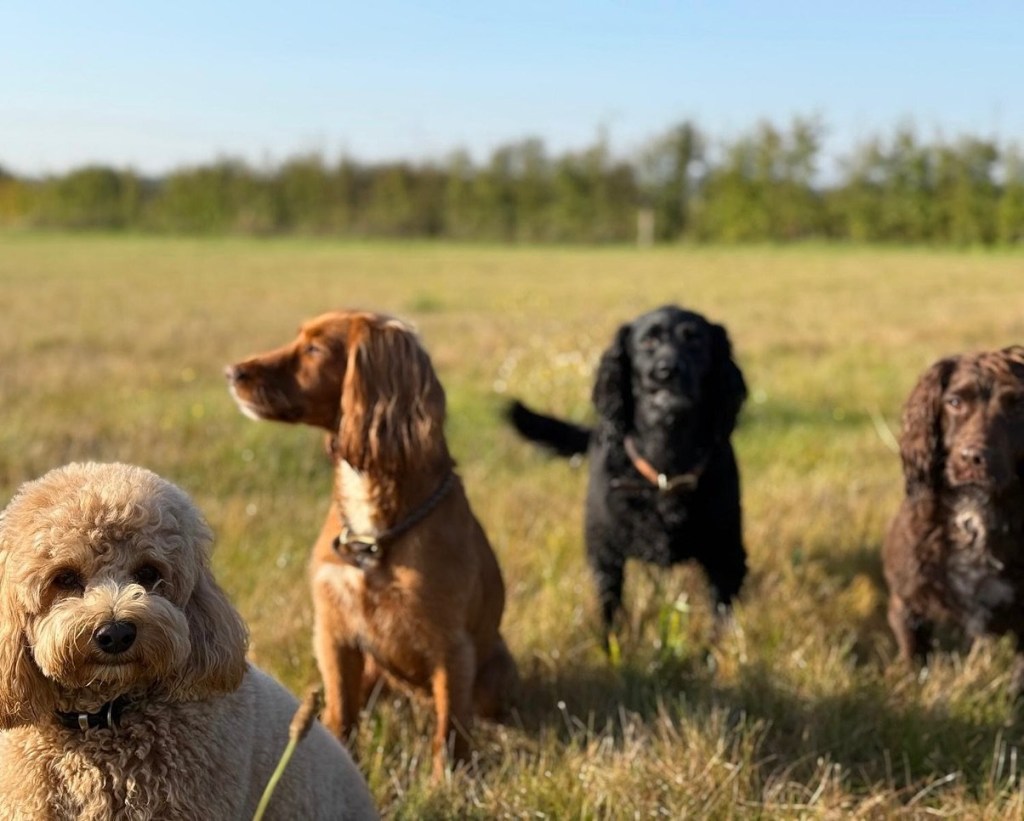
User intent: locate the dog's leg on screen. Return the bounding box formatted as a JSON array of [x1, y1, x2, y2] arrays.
[[1010, 637, 1024, 698], [315, 617, 365, 742], [589, 554, 625, 645], [702, 549, 747, 641], [887, 592, 931, 664], [430, 640, 475, 780], [473, 637, 518, 721]]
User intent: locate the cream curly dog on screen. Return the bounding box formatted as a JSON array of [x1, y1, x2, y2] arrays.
[[0, 462, 377, 821]]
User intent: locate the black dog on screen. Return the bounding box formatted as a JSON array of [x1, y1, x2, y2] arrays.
[[507, 305, 748, 636]]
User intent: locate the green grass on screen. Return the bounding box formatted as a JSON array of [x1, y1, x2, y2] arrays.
[[3, 233, 1024, 818]]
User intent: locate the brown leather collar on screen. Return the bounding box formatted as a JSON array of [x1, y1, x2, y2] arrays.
[[619, 435, 708, 493], [332, 472, 456, 570]]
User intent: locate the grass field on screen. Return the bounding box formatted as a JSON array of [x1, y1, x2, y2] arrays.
[[2, 233, 1024, 818]]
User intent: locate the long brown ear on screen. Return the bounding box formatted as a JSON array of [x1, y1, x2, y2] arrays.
[[900, 357, 957, 494], [0, 520, 55, 729], [592, 324, 633, 431], [173, 566, 249, 699], [1002, 345, 1024, 374], [339, 319, 447, 473]]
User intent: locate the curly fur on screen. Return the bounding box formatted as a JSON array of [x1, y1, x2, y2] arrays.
[[507, 304, 748, 636], [883, 347, 1024, 694], [227, 310, 518, 779], [0, 462, 376, 820]]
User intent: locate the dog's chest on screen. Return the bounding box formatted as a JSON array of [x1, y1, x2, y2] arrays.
[[36, 718, 238, 820], [318, 561, 433, 686], [946, 501, 1019, 635], [324, 463, 438, 685], [338, 460, 381, 535], [600, 475, 696, 563]]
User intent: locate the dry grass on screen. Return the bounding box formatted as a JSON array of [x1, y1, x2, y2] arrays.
[[3, 233, 1024, 817]]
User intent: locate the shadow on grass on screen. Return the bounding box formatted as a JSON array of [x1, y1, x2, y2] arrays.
[[802, 539, 894, 665], [805, 539, 976, 665], [506, 639, 1022, 801]]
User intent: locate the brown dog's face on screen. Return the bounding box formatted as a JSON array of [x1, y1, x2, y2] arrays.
[[940, 351, 1024, 489], [902, 347, 1024, 494], [0, 463, 248, 725], [226, 310, 447, 473], [226, 312, 354, 430]]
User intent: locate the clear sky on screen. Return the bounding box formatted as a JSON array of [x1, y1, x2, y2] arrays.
[[2, 1, 1021, 176]]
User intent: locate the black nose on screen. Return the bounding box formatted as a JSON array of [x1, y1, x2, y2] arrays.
[[652, 356, 678, 382], [93, 621, 137, 655]]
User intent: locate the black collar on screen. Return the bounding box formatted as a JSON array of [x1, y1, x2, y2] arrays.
[[54, 695, 133, 732], [333, 472, 456, 570]]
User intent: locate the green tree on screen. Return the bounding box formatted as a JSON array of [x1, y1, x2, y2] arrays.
[[997, 146, 1024, 244], [693, 118, 824, 242], [34, 166, 142, 229], [935, 137, 998, 245], [637, 122, 704, 240]]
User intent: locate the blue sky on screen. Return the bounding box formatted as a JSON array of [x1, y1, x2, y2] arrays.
[[2, 1, 1021, 175]]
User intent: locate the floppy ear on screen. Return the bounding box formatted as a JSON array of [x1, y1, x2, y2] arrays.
[[900, 357, 957, 495], [0, 525, 55, 729], [1002, 345, 1024, 376], [174, 566, 249, 699], [339, 321, 447, 473], [702, 322, 748, 442], [592, 324, 634, 431], [161, 490, 248, 699]]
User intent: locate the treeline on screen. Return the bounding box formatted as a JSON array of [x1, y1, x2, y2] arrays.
[[2, 119, 1023, 244]]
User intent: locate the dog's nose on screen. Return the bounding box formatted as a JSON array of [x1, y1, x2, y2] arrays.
[[93, 621, 137, 655], [960, 446, 986, 467], [225, 364, 249, 384], [652, 355, 679, 382]]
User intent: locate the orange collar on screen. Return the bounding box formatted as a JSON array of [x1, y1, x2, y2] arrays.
[[622, 436, 708, 493]]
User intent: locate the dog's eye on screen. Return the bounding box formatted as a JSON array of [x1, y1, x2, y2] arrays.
[[676, 325, 695, 342], [51, 569, 84, 593], [639, 336, 658, 351], [946, 395, 963, 411], [133, 565, 162, 590], [303, 343, 323, 357]]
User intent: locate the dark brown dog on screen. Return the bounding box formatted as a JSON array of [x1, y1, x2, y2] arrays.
[[883, 346, 1024, 693], [226, 310, 517, 777]]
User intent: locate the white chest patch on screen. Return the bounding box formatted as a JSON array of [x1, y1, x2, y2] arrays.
[[948, 500, 1016, 635], [338, 460, 380, 536]]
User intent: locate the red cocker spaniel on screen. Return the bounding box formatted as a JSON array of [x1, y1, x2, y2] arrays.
[[227, 310, 518, 778]]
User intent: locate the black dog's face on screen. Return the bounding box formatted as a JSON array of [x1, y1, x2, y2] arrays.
[[592, 303, 746, 453], [628, 306, 714, 420]]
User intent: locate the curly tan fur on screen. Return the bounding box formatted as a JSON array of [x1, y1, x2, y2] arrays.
[[0, 462, 376, 820], [883, 347, 1024, 695], [227, 310, 518, 779]]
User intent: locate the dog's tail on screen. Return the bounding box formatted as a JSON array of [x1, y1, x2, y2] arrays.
[[505, 399, 592, 458]]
